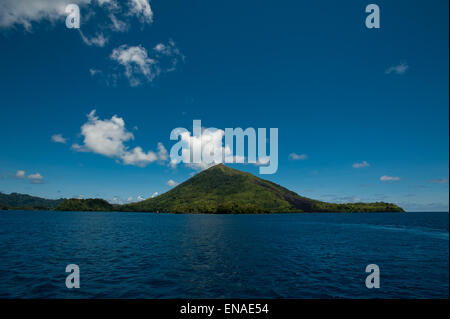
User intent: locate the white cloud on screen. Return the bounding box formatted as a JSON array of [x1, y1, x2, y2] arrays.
[[15, 170, 26, 178], [169, 127, 264, 171], [166, 179, 178, 187], [51, 133, 67, 144], [121, 146, 157, 167], [109, 41, 183, 86], [150, 192, 158, 198], [153, 39, 185, 72], [0, 0, 90, 30], [79, 30, 109, 47], [109, 196, 120, 204], [172, 127, 229, 171], [352, 161, 370, 168], [255, 156, 270, 166], [154, 43, 170, 54], [289, 153, 307, 160], [128, 0, 153, 23], [0, 0, 152, 31], [137, 195, 145, 201], [110, 195, 143, 204], [28, 173, 43, 184], [157, 142, 169, 162], [380, 175, 401, 182], [79, 109, 133, 157], [385, 62, 408, 75], [98, 0, 153, 26], [430, 177, 449, 184], [71, 143, 84, 151], [97, 0, 117, 6], [110, 44, 157, 86], [14, 170, 44, 183], [108, 13, 128, 32], [73, 109, 167, 167], [28, 173, 42, 179]]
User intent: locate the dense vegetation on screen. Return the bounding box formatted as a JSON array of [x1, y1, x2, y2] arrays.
[[310, 201, 404, 213], [2, 165, 404, 213], [0, 192, 64, 210], [122, 164, 404, 213], [56, 198, 113, 212], [0, 203, 11, 210]]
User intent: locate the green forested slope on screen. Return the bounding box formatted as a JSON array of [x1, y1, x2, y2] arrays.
[[121, 164, 404, 213]]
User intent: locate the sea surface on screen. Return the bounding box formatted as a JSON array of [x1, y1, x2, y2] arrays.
[[0, 211, 448, 299]]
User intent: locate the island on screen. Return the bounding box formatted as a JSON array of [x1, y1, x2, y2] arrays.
[[54, 164, 404, 213]]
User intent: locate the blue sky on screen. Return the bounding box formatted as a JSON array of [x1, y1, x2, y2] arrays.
[[0, 0, 448, 211]]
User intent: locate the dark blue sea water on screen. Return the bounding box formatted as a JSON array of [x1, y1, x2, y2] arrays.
[[0, 211, 448, 299]]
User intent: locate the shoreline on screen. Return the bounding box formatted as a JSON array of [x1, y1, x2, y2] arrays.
[[4, 209, 443, 214]]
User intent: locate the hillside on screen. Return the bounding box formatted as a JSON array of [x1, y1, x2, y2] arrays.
[[0, 192, 64, 210], [122, 164, 404, 213], [56, 198, 113, 212]]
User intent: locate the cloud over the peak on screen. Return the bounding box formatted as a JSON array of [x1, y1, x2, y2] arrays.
[[72, 109, 167, 167], [168, 125, 276, 173], [169, 127, 234, 171]]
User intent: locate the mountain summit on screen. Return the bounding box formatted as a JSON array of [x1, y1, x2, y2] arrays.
[[122, 164, 404, 213]]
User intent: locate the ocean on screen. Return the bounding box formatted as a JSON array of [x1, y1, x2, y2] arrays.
[[0, 211, 448, 298]]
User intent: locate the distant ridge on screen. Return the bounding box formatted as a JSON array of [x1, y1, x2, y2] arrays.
[[0, 192, 64, 210], [120, 164, 404, 213]]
